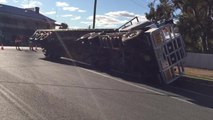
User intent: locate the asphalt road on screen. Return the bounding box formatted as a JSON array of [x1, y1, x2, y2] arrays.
[[0, 47, 213, 120]]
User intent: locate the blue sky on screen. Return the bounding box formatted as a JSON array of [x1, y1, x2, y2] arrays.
[[0, 0, 152, 28]]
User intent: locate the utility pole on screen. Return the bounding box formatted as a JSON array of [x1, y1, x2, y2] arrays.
[[28, 0, 29, 7], [93, 0, 97, 29]]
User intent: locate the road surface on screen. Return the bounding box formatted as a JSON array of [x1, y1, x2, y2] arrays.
[[0, 47, 212, 120]]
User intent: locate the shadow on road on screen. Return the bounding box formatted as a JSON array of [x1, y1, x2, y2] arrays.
[[40, 57, 213, 109]]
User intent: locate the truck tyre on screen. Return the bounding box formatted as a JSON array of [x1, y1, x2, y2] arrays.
[[42, 48, 60, 60]]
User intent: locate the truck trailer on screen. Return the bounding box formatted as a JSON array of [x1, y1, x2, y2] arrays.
[[30, 17, 186, 84]]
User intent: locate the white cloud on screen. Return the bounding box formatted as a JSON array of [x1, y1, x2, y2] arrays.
[[69, 26, 81, 29], [71, 16, 81, 20], [61, 14, 81, 20], [86, 15, 127, 28], [78, 10, 86, 13], [105, 11, 147, 22], [44, 11, 56, 15], [62, 6, 86, 12], [105, 11, 136, 18], [82, 11, 147, 28], [13, 0, 18, 3], [0, 0, 7, 4], [21, 0, 42, 8], [62, 14, 73, 17], [56, 1, 86, 13], [56, 1, 69, 7], [81, 21, 92, 25], [63, 6, 79, 11]]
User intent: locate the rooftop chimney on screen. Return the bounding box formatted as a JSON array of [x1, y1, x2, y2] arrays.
[[35, 7, 39, 14]]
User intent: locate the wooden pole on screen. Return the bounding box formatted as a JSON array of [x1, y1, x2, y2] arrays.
[[93, 0, 97, 29]]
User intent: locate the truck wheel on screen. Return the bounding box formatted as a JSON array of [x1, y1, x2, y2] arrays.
[[42, 48, 60, 60], [42, 48, 49, 57]]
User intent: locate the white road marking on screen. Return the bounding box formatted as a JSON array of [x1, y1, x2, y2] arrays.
[[0, 84, 47, 120], [61, 57, 91, 66], [79, 68, 196, 105], [171, 96, 193, 105], [80, 68, 164, 95]]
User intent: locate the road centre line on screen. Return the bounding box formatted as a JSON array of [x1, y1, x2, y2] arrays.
[[79, 68, 195, 105]]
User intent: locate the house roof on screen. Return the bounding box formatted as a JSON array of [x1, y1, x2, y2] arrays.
[[0, 4, 55, 23]]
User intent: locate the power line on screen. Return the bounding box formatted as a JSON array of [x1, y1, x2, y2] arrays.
[[130, 0, 147, 8]]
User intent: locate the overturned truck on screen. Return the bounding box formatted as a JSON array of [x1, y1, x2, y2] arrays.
[[31, 17, 186, 84]]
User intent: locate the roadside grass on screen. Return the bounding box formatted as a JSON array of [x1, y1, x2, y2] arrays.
[[183, 75, 213, 82], [184, 67, 213, 82]]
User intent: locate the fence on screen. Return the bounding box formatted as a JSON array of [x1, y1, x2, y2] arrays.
[[184, 52, 213, 70]]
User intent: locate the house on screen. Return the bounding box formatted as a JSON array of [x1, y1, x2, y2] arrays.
[[0, 4, 56, 45]]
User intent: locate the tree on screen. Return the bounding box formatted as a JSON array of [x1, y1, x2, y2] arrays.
[[146, 0, 213, 53], [173, 0, 213, 53], [145, 1, 157, 22], [145, 0, 174, 23]]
